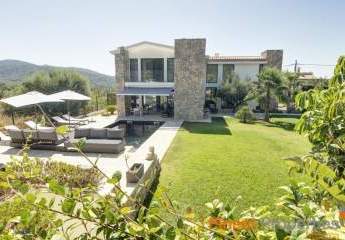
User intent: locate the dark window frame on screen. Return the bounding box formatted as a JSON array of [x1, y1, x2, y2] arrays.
[[167, 58, 174, 82], [206, 64, 218, 83], [141, 58, 164, 82], [222, 64, 235, 83], [129, 58, 138, 82]]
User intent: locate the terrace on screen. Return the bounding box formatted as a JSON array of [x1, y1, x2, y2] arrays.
[[0, 113, 182, 203]]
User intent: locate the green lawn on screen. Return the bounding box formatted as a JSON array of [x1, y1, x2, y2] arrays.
[[152, 117, 311, 217]]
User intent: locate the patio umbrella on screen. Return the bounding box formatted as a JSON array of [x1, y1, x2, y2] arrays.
[[0, 91, 64, 127], [49, 90, 91, 125]]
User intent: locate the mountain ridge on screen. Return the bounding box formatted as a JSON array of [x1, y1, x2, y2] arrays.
[[0, 59, 115, 88]]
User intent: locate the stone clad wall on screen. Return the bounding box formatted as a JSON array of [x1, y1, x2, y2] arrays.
[[261, 50, 283, 70], [174, 39, 207, 121], [115, 47, 129, 117]]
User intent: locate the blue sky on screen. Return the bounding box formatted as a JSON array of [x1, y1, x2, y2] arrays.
[[1, 0, 344, 77]]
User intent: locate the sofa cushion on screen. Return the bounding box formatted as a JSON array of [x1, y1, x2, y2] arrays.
[[75, 128, 90, 138], [107, 128, 125, 139], [38, 128, 58, 141], [90, 128, 107, 139], [68, 139, 124, 153]]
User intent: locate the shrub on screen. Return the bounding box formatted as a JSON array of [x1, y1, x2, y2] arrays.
[[43, 161, 103, 188], [5, 156, 103, 189], [106, 105, 116, 114], [235, 106, 255, 123]]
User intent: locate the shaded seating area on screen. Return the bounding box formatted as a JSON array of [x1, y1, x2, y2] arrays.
[[65, 127, 125, 153]]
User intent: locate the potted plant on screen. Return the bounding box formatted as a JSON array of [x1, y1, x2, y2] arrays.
[[126, 163, 144, 183]]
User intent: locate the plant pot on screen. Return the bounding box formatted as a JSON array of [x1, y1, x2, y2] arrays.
[[126, 163, 144, 183]]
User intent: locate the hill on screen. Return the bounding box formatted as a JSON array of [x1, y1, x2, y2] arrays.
[[0, 59, 114, 88]]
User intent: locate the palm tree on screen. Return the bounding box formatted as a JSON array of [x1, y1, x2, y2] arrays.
[[254, 67, 284, 122], [282, 71, 301, 112]]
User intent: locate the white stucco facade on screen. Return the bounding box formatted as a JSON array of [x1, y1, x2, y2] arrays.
[[234, 63, 260, 81]]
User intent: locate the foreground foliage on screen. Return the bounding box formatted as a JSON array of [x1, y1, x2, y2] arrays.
[[294, 56, 345, 198], [0, 148, 344, 239]]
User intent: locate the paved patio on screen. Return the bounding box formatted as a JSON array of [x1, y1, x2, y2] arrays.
[[0, 120, 182, 198]]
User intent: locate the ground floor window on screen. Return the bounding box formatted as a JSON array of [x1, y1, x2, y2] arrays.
[[125, 95, 174, 117]]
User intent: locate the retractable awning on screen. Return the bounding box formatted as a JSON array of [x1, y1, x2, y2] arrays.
[[117, 87, 174, 96]]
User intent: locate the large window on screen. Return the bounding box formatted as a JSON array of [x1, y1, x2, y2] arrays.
[[206, 64, 218, 83], [141, 58, 164, 82], [222, 64, 235, 83], [167, 58, 174, 82], [129, 59, 138, 82]]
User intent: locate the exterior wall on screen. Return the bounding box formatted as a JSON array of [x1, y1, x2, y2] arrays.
[[174, 39, 207, 121], [115, 47, 129, 117], [261, 50, 283, 70], [234, 63, 260, 81]]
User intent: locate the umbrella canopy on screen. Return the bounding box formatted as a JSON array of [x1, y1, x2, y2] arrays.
[[49, 90, 90, 101], [0, 91, 63, 108]]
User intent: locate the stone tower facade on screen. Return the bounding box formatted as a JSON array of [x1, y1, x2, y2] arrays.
[[261, 50, 283, 70], [114, 47, 129, 117], [174, 39, 207, 121]]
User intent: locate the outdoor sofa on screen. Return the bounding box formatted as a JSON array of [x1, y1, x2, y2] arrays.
[[65, 127, 125, 154], [7, 126, 65, 149]]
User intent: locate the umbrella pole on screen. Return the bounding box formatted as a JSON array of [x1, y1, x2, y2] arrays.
[[11, 109, 15, 125], [35, 105, 38, 131], [37, 104, 55, 128], [68, 100, 70, 126]]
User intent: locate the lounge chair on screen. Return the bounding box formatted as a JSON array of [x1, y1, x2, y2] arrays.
[[62, 114, 88, 125], [52, 116, 80, 126], [24, 120, 52, 130]]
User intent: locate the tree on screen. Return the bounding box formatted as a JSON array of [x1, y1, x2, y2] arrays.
[[332, 55, 345, 84], [295, 56, 345, 176], [253, 67, 284, 122], [217, 73, 251, 111], [281, 71, 301, 112], [23, 70, 91, 115]]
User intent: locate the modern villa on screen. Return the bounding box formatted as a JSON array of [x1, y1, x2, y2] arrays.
[[111, 39, 283, 121]]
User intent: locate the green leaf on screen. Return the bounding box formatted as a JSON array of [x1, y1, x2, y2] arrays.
[[56, 125, 70, 136], [75, 138, 86, 150], [107, 171, 122, 185], [61, 199, 76, 214], [166, 226, 176, 240], [20, 209, 31, 225], [48, 179, 65, 195], [176, 217, 184, 229], [26, 192, 37, 203]]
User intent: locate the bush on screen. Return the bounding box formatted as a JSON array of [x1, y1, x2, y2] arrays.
[[4, 157, 103, 189], [106, 105, 116, 114], [235, 106, 255, 123]]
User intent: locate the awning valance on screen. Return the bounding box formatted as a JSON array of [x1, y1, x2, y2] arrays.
[[117, 87, 174, 96]]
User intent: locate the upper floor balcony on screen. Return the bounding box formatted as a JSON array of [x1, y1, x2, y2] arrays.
[[127, 57, 174, 87]]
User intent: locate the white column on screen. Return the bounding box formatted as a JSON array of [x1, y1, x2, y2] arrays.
[[164, 58, 168, 82], [218, 64, 223, 85], [138, 58, 142, 82]]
